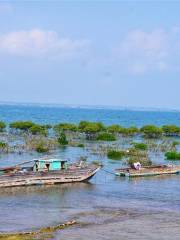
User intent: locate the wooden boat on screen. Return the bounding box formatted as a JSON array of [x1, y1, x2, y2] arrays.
[[0, 158, 100, 187], [115, 164, 180, 177]]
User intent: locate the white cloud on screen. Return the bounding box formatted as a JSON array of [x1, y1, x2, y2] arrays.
[[115, 29, 169, 74], [0, 29, 90, 59]]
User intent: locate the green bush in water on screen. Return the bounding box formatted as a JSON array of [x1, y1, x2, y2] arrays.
[[162, 125, 180, 136], [165, 151, 180, 160], [35, 142, 49, 153], [78, 121, 105, 133], [172, 141, 179, 147], [107, 150, 125, 160], [54, 123, 78, 133], [107, 124, 122, 133], [132, 142, 148, 150], [0, 121, 6, 132], [77, 143, 84, 148], [96, 132, 116, 141], [58, 132, 68, 145], [123, 127, 139, 136], [29, 124, 47, 136], [140, 125, 162, 138], [0, 141, 8, 149], [9, 121, 35, 131]]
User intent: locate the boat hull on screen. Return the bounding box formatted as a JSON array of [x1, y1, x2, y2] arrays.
[[115, 165, 180, 177], [0, 166, 100, 188]]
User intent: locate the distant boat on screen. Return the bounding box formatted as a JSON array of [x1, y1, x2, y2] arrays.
[[115, 165, 180, 177], [0, 158, 100, 187]]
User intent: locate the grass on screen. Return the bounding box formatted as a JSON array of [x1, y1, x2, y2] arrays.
[[107, 150, 125, 160], [165, 151, 180, 160]]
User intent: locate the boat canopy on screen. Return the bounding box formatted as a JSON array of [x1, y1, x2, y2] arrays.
[[33, 158, 67, 172]]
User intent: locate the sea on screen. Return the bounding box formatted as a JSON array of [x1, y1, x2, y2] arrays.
[[0, 104, 179, 240]]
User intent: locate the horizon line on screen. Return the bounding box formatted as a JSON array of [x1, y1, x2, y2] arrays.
[[0, 100, 179, 113]]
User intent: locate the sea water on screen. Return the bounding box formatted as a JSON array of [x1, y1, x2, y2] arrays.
[[0, 104, 179, 239]]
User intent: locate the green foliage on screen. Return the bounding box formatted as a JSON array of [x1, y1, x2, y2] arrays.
[[0, 141, 8, 148], [77, 143, 84, 147], [127, 156, 152, 166], [0, 121, 6, 132], [35, 142, 49, 153], [29, 125, 47, 136], [107, 150, 125, 160], [54, 123, 78, 133], [78, 121, 105, 133], [172, 141, 179, 147], [57, 132, 68, 145], [107, 125, 139, 135], [140, 125, 162, 138], [132, 142, 148, 150], [9, 121, 35, 131], [124, 127, 139, 135], [165, 151, 180, 160], [162, 125, 180, 136], [107, 124, 122, 133], [96, 132, 116, 141]]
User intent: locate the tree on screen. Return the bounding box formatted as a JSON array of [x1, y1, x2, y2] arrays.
[[107, 124, 122, 133], [57, 132, 68, 145], [9, 121, 35, 131], [29, 124, 47, 136], [54, 123, 78, 133], [78, 121, 105, 140], [162, 125, 180, 136], [123, 127, 139, 136], [140, 125, 162, 138]]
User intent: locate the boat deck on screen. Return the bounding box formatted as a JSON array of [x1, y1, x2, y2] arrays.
[[0, 164, 100, 187]]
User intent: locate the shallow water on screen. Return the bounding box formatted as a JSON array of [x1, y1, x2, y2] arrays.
[[0, 104, 179, 239]]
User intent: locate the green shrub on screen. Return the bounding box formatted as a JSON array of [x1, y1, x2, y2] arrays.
[[0, 141, 8, 148], [123, 127, 139, 135], [96, 132, 116, 141], [9, 121, 35, 131], [162, 125, 180, 136], [140, 125, 162, 138], [57, 132, 68, 145], [172, 141, 179, 147], [132, 142, 147, 150], [77, 143, 84, 148], [0, 121, 6, 132], [35, 142, 49, 153], [107, 150, 125, 160], [165, 151, 180, 160], [107, 124, 122, 133], [54, 123, 78, 133], [29, 125, 47, 136], [78, 121, 105, 133]]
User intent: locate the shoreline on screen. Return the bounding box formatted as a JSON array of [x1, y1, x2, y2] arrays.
[[0, 220, 77, 240]]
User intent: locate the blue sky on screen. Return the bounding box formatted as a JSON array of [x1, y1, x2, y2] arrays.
[[0, 1, 180, 109]]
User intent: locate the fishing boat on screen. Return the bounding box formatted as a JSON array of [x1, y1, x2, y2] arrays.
[[115, 164, 180, 177], [0, 158, 100, 187]]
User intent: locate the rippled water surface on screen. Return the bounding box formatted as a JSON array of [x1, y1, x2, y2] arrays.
[[0, 104, 179, 239]]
